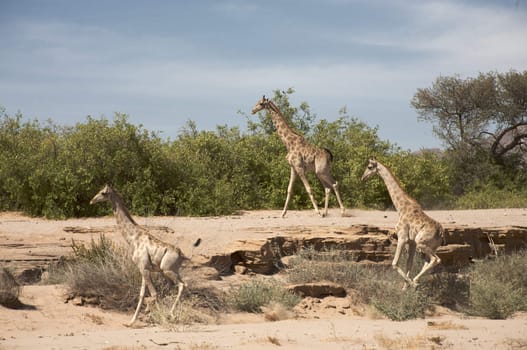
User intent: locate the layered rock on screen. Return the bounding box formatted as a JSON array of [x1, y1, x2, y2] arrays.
[[206, 225, 527, 275]]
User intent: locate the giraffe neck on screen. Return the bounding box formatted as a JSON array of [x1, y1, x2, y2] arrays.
[[109, 193, 139, 245], [376, 162, 415, 212], [266, 101, 303, 150]]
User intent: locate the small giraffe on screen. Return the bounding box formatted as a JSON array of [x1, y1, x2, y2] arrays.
[[361, 158, 443, 288], [90, 184, 201, 326], [251, 96, 345, 217]]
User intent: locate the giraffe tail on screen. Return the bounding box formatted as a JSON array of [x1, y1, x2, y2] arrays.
[[323, 148, 334, 162], [186, 238, 202, 260]]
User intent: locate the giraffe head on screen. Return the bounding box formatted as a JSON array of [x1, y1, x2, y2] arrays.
[[90, 184, 114, 204], [361, 158, 379, 181], [251, 95, 271, 114]]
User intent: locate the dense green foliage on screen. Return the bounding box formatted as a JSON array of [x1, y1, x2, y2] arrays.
[[412, 70, 527, 207], [466, 250, 527, 319], [1, 82, 526, 218]]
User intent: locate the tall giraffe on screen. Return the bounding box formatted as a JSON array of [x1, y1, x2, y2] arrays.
[[361, 158, 443, 288], [90, 184, 201, 326], [251, 96, 345, 218]]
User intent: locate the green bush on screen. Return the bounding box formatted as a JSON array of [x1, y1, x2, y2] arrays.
[[371, 283, 429, 321], [466, 251, 527, 319], [4, 87, 527, 217], [455, 184, 527, 209]]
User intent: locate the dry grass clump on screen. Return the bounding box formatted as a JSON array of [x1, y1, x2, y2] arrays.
[[47, 234, 218, 326], [374, 333, 431, 350], [62, 235, 143, 310], [226, 277, 301, 313], [0, 267, 21, 308], [46, 235, 177, 311], [426, 320, 468, 330], [287, 246, 527, 321], [287, 247, 432, 320], [148, 282, 227, 328]]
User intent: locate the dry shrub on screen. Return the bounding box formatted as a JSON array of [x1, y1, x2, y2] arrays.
[[63, 238, 142, 310], [54, 235, 175, 311], [287, 247, 434, 321], [466, 250, 527, 319], [226, 278, 301, 313], [148, 282, 227, 328], [287, 247, 362, 288], [0, 267, 21, 308]]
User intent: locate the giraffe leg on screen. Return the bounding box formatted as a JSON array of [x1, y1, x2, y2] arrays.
[[405, 241, 416, 278], [412, 250, 441, 285], [323, 188, 331, 217], [392, 237, 414, 287], [332, 181, 345, 216], [317, 171, 345, 217], [281, 167, 297, 218], [296, 169, 321, 216], [128, 275, 147, 326], [163, 270, 185, 317]]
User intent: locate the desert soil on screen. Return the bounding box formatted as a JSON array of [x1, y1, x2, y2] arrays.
[[1, 208, 527, 349]]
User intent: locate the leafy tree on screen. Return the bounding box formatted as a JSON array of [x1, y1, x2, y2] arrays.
[[412, 70, 527, 165]]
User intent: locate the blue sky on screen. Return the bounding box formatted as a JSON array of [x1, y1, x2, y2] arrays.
[[1, 0, 526, 150]]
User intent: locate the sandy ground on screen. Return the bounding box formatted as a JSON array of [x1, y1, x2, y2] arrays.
[[1, 208, 527, 349]]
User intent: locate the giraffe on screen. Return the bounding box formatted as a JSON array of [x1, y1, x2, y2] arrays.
[[361, 158, 444, 288], [251, 96, 345, 217], [90, 184, 201, 326]]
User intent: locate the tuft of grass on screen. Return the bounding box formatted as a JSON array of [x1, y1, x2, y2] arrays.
[[266, 336, 281, 346], [426, 320, 468, 330], [148, 283, 226, 328], [227, 278, 301, 313], [374, 333, 430, 350], [371, 284, 429, 321], [287, 246, 365, 289]]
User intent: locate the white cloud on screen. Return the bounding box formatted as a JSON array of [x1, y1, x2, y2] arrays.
[[2, 0, 526, 150]]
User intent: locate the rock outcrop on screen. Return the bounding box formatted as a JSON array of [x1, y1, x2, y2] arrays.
[[206, 225, 527, 275]]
